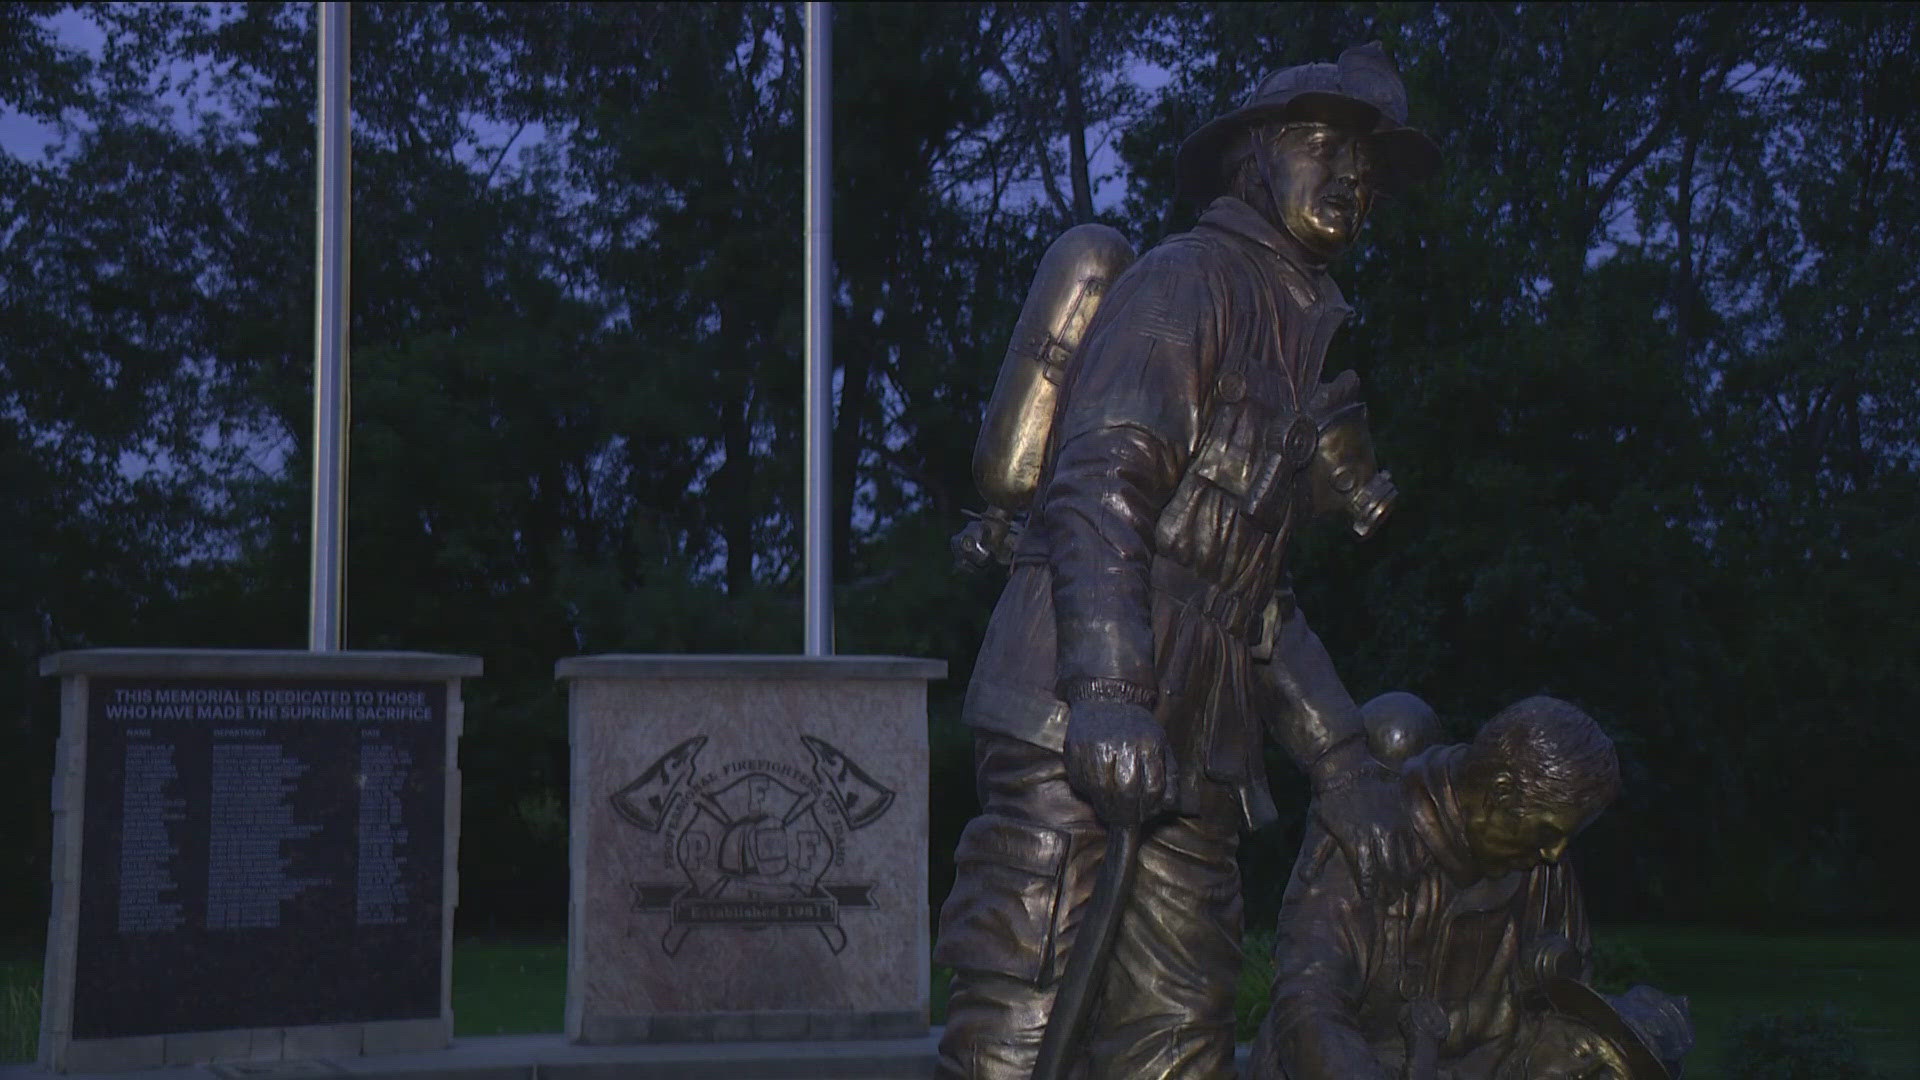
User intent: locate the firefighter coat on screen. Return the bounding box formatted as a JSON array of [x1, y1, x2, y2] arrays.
[[960, 194, 1378, 832]]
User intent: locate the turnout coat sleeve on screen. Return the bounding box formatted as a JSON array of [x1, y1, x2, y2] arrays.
[[1256, 821, 1395, 1080], [1040, 239, 1221, 699]]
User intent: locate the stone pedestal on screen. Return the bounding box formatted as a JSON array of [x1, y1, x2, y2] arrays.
[[558, 655, 945, 1044], [36, 649, 482, 1073]]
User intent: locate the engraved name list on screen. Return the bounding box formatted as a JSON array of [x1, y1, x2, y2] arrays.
[[72, 678, 447, 1039]]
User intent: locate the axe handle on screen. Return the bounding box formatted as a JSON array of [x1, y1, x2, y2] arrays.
[[1032, 825, 1139, 1080], [693, 792, 733, 826], [782, 793, 819, 828]]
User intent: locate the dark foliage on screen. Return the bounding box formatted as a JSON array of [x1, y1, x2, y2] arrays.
[[0, 2, 1914, 939]]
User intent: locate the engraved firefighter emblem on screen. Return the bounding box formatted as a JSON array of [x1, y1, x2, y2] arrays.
[[611, 734, 895, 956]]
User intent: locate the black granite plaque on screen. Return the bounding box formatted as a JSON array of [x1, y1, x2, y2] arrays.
[[72, 678, 447, 1039]]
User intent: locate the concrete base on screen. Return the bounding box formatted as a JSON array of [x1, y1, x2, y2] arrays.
[[2, 1031, 1254, 1080], [575, 1010, 924, 1045], [0, 1031, 942, 1080]]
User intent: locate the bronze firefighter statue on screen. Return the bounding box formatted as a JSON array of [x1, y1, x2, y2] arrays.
[[937, 43, 1442, 1079], [1248, 696, 1693, 1080]]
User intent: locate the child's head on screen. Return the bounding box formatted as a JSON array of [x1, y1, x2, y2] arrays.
[[1360, 689, 1441, 769]]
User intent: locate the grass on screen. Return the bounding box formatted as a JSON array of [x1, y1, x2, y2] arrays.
[[1, 961, 39, 1063], [1595, 925, 1920, 1079], [448, 938, 567, 1037], [1232, 925, 1920, 1078], [4, 930, 1916, 1076]]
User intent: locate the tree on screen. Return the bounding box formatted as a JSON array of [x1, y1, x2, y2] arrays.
[[3, 1, 1914, 938]]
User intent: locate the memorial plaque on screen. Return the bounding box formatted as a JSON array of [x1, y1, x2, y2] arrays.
[[71, 677, 446, 1039], [559, 655, 943, 1045]]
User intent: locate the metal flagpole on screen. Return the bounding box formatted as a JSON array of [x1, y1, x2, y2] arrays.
[[803, 2, 833, 656], [309, 1, 350, 651]]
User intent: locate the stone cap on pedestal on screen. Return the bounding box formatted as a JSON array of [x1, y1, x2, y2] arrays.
[[41, 648, 484, 679], [555, 654, 947, 681]]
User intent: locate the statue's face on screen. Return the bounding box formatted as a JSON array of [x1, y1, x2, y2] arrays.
[[1255, 122, 1374, 258], [1463, 774, 1601, 877], [1522, 1014, 1631, 1080]]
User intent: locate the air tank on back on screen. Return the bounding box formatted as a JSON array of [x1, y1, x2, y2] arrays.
[[953, 223, 1138, 570]]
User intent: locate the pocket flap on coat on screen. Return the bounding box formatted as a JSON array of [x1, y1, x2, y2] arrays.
[[933, 814, 1071, 986], [953, 813, 1069, 878]]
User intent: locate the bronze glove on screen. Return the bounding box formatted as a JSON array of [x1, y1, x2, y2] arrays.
[[1310, 736, 1420, 898], [1063, 699, 1178, 828]]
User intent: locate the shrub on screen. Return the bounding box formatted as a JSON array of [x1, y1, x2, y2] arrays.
[[1236, 929, 1277, 1041], [1721, 1006, 1876, 1080], [1589, 935, 1659, 994]]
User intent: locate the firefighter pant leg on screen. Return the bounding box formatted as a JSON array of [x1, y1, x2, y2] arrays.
[[934, 734, 1242, 1080]]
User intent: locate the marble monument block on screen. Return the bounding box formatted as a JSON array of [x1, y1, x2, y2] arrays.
[[558, 655, 945, 1044], [36, 649, 481, 1073]]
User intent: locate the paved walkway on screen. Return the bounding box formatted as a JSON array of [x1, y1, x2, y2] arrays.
[[3, 1032, 1255, 1080]]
